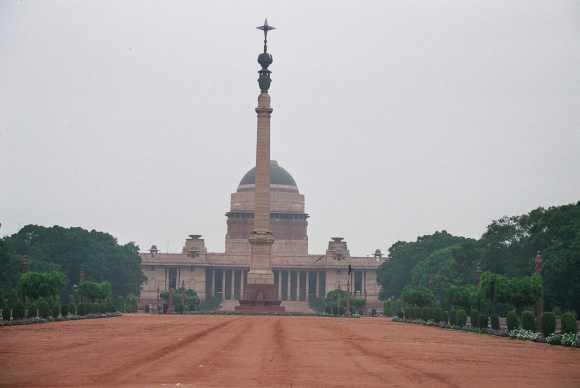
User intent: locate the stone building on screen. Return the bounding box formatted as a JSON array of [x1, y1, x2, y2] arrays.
[[139, 161, 385, 312], [139, 21, 385, 312]]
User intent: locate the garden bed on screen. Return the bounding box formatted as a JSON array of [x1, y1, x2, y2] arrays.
[[392, 316, 580, 348], [0, 312, 122, 327]]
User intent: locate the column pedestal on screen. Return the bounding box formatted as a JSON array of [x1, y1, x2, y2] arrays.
[[236, 232, 284, 313]]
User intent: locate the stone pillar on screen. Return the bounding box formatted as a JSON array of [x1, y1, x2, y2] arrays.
[[222, 270, 226, 299], [240, 269, 245, 298], [246, 91, 275, 289], [236, 20, 283, 312], [278, 271, 282, 298], [305, 272, 309, 301]]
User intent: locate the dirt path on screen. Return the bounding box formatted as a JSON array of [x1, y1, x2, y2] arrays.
[[1, 315, 579, 387]]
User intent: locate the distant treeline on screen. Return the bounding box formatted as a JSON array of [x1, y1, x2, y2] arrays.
[[0, 225, 145, 300], [378, 201, 580, 315]]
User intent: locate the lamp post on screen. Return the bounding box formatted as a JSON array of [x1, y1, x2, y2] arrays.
[[346, 264, 352, 316]]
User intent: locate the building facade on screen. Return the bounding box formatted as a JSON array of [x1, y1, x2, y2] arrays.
[[139, 161, 385, 311]]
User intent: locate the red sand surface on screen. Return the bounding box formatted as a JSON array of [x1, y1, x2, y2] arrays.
[[1, 314, 580, 387]]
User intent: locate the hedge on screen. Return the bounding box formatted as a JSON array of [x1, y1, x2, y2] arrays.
[[542, 312, 556, 337], [521, 311, 535, 331], [12, 302, 25, 320], [50, 302, 60, 318], [507, 311, 519, 331], [470, 311, 480, 328], [479, 314, 489, 329], [1, 306, 10, 321], [449, 309, 457, 326], [38, 298, 51, 319], [456, 309, 467, 327], [561, 312, 577, 335]]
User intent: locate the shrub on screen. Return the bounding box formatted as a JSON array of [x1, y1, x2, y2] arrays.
[[383, 300, 399, 317], [175, 303, 184, 314], [26, 301, 38, 319], [542, 312, 556, 337], [61, 304, 70, 317], [508, 328, 541, 341], [546, 334, 561, 345], [479, 314, 489, 329], [470, 311, 480, 328], [441, 310, 448, 324], [521, 311, 535, 331], [421, 307, 431, 321], [449, 309, 457, 326], [561, 332, 577, 346], [38, 298, 51, 319], [12, 302, 25, 320], [198, 296, 222, 312], [1, 306, 10, 321], [490, 315, 500, 330], [456, 309, 467, 327], [78, 303, 88, 316], [50, 302, 60, 318], [561, 312, 577, 335], [411, 306, 420, 320], [507, 311, 519, 331], [432, 307, 442, 322]]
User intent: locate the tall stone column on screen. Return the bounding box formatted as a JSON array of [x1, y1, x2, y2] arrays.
[[237, 19, 284, 312], [246, 91, 275, 287]]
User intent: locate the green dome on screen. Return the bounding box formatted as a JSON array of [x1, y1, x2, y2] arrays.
[[239, 160, 297, 188]]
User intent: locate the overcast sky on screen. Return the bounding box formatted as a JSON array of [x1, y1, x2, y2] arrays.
[[1, 1, 579, 256]]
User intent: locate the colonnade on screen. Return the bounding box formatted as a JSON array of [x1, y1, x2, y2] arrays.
[[204, 268, 368, 301]]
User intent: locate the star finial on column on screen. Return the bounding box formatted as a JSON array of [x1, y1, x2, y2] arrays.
[[257, 18, 276, 53]]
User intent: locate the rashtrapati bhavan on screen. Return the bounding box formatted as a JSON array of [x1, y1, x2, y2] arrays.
[[138, 21, 385, 313]]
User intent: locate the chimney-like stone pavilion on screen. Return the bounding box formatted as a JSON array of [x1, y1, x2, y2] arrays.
[[236, 19, 284, 312]]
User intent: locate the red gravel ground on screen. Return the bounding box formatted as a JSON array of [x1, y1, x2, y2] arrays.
[[1, 314, 580, 387]]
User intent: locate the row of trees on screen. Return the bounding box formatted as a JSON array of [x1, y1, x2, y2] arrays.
[[0, 225, 145, 308], [378, 202, 580, 316], [0, 272, 133, 320], [397, 271, 542, 316]]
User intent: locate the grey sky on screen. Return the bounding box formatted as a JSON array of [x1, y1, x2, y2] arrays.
[[1, 1, 579, 256]]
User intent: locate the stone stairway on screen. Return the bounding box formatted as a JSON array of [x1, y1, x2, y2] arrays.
[[219, 299, 239, 312], [281, 301, 314, 314], [218, 300, 314, 314]]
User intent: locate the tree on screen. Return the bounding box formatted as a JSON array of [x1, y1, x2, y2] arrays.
[[0, 238, 20, 290], [378, 231, 471, 299], [401, 286, 434, 307], [506, 274, 542, 312], [5, 225, 145, 299], [479, 272, 509, 313], [444, 284, 479, 311], [79, 280, 111, 303], [19, 272, 65, 301]]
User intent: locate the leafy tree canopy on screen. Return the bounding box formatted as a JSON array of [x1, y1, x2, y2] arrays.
[[3, 225, 145, 299], [401, 286, 435, 307], [378, 231, 471, 299], [20, 271, 65, 301]]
